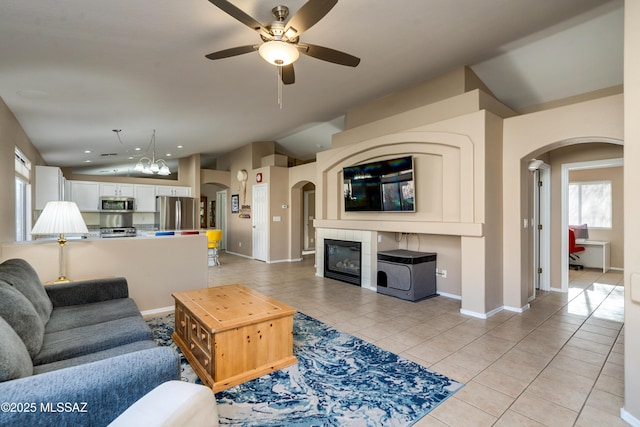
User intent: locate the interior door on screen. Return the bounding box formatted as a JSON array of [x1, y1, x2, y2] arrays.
[[252, 184, 268, 262]]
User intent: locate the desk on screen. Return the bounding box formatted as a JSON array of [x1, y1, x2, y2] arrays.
[[576, 240, 610, 273]]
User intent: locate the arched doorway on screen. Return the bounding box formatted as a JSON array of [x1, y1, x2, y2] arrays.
[[523, 140, 623, 297], [290, 180, 316, 261]]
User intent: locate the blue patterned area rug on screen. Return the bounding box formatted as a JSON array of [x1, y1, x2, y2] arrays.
[[147, 312, 463, 426]]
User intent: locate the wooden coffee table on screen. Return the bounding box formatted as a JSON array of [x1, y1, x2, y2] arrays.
[[171, 284, 297, 392]]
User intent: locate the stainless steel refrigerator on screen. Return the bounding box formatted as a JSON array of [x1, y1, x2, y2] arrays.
[[155, 196, 197, 231]]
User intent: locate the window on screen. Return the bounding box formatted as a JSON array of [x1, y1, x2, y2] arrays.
[[568, 180, 612, 228], [15, 147, 31, 242]]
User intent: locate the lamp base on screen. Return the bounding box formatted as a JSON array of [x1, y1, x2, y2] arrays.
[[54, 276, 71, 283]]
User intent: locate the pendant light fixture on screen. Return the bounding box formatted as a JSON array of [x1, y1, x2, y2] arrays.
[[134, 129, 171, 175]]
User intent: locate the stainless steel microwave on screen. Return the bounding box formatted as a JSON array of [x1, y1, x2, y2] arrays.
[[100, 197, 135, 212]]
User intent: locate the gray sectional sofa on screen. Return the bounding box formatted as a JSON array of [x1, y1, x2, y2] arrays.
[[0, 258, 180, 427]]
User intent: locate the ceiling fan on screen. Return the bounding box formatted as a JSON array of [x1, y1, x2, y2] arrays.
[[205, 0, 360, 85]]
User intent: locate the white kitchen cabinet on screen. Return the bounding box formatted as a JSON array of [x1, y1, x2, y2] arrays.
[[100, 183, 134, 197], [68, 181, 100, 212], [155, 186, 191, 197], [35, 166, 65, 210], [134, 184, 157, 212]]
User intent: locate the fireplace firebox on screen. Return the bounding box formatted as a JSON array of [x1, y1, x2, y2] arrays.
[[324, 239, 362, 286]]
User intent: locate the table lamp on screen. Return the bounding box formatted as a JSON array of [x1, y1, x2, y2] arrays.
[[31, 201, 89, 283]]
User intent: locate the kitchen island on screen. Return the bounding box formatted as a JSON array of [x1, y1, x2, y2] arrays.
[[1, 233, 208, 313]]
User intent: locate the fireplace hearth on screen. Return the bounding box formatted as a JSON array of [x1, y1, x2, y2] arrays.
[[324, 239, 362, 286]]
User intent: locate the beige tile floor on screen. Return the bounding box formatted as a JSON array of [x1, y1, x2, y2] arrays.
[[207, 253, 626, 427]]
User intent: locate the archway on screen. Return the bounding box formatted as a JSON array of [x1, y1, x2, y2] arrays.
[[521, 139, 623, 298], [290, 180, 316, 261]]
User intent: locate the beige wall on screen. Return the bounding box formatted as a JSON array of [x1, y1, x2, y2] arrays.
[[0, 97, 46, 243], [624, 1, 640, 421]]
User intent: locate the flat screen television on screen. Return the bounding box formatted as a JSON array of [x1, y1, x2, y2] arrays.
[[343, 156, 415, 212]]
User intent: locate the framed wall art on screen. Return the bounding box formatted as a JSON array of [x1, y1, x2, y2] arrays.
[[231, 194, 239, 214]]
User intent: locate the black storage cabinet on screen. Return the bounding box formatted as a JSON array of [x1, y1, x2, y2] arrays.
[[377, 249, 437, 301]]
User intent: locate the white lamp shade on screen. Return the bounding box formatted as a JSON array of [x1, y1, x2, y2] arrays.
[[31, 201, 89, 235], [258, 41, 300, 66]]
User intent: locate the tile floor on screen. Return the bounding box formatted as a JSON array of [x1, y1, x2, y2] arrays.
[[207, 253, 626, 427]]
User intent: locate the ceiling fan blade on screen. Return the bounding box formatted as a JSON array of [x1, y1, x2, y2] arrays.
[[298, 43, 360, 67], [208, 0, 271, 39], [280, 64, 295, 85], [285, 0, 338, 38], [205, 45, 257, 60]]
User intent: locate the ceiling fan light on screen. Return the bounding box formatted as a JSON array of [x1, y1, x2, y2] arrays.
[[134, 161, 144, 172], [149, 162, 160, 173], [259, 40, 299, 66], [158, 165, 171, 175]]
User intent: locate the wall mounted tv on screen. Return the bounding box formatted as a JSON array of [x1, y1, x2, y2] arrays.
[[343, 156, 415, 212]]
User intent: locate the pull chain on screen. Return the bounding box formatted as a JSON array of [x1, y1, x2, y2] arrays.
[[277, 67, 283, 109]]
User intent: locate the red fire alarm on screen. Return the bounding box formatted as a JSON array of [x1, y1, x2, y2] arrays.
[[256, 172, 262, 183]]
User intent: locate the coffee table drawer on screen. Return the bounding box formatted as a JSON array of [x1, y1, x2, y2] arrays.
[[191, 318, 212, 351], [175, 302, 190, 339], [189, 340, 212, 375]]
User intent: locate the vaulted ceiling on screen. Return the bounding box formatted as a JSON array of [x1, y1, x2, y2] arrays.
[[0, 0, 623, 177]]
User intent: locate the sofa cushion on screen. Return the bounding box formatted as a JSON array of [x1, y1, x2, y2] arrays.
[[0, 316, 33, 381], [34, 340, 159, 374], [45, 298, 142, 333], [0, 259, 52, 324], [33, 316, 153, 366], [0, 280, 45, 358]]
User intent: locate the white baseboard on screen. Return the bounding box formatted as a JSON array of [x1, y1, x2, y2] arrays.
[[620, 408, 640, 427], [141, 306, 173, 317], [460, 305, 505, 319], [621, 407, 640, 427], [437, 291, 461, 300], [267, 258, 303, 264], [224, 250, 253, 259], [504, 304, 531, 313]]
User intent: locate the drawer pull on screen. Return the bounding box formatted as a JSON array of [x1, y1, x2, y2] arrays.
[[190, 343, 195, 350], [204, 359, 209, 367], [180, 321, 186, 328], [191, 323, 197, 330], [201, 333, 207, 341]]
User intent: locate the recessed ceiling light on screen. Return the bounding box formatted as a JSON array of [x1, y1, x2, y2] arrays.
[[166, 153, 172, 157], [84, 150, 92, 154], [84, 160, 92, 163], [134, 147, 141, 151], [177, 145, 184, 149]]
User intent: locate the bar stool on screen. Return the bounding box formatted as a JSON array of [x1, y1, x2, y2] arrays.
[[206, 229, 222, 267]]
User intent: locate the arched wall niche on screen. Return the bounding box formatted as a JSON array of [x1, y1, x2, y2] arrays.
[[317, 130, 480, 231]]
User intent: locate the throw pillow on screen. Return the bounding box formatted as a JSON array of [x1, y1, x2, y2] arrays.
[[0, 280, 45, 358], [0, 316, 33, 381], [0, 259, 53, 324]]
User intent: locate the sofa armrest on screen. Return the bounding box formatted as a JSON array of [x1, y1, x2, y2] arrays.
[[0, 346, 180, 427], [45, 277, 129, 307], [108, 381, 218, 427]]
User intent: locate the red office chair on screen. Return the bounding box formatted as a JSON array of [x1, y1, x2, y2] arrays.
[[569, 228, 585, 270]]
